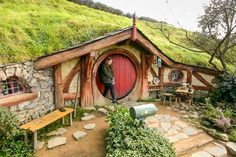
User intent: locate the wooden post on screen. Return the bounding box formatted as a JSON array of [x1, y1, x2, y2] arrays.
[[140, 53, 149, 99], [159, 66, 164, 90], [187, 69, 192, 85], [55, 64, 64, 109], [80, 53, 94, 107]]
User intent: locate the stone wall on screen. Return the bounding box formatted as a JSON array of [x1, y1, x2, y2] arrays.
[[0, 62, 55, 124]]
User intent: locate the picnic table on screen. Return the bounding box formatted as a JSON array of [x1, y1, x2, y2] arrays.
[[175, 87, 194, 108]]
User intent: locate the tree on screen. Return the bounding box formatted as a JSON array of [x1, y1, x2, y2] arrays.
[[160, 0, 236, 72]]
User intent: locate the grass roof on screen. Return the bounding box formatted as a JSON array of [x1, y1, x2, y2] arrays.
[[0, 0, 233, 71]]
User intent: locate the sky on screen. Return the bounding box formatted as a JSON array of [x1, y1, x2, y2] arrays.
[[93, 0, 211, 31]]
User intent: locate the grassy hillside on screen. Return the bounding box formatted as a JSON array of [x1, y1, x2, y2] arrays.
[[0, 0, 233, 71]]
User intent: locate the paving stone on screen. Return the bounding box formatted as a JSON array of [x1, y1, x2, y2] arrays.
[[170, 116, 179, 121], [179, 110, 187, 114], [204, 146, 227, 157], [173, 108, 179, 111], [47, 128, 67, 136], [36, 141, 45, 150], [105, 105, 115, 111], [175, 121, 188, 128], [161, 122, 171, 132], [98, 108, 108, 114], [156, 114, 163, 120], [83, 106, 96, 111], [73, 131, 87, 140], [166, 107, 172, 110], [83, 123, 96, 130], [172, 124, 182, 131], [183, 127, 199, 136], [147, 123, 159, 129], [174, 133, 189, 140], [47, 137, 67, 149], [167, 128, 179, 136], [81, 115, 96, 121], [189, 114, 199, 119], [168, 136, 180, 143], [160, 114, 171, 122], [182, 115, 189, 119], [145, 116, 159, 124], [216, 133, 228, 141], [156, 127, 164, 134], [83, 113, 90, 116], [226, 142, 236, 156], [168, 133, 189, 143], [191, 151, 213, 157]]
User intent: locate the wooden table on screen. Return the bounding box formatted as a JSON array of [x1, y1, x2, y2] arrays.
[[175, 87, 194, 108]]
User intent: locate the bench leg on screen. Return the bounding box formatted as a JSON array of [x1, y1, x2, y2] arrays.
[[69, 113, 73, 126], [163, 96, 166, 106], [33, 131, 37, 150], [62, 117, 65, 125], [169, 97, 172, 106]]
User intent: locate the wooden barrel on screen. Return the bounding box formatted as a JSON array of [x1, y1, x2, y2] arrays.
[[96, 54, 137, 99]]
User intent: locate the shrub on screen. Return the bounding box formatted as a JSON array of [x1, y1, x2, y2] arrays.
[[200, 99, 233, 133], [106, 107, 175, 157], [229, 128, 236, 142], [0, 107, 33, 157], [210, 73, 236, 110]]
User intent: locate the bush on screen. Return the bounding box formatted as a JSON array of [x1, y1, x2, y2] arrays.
[[0, 107, 33, 157], [210, 73, 236, 110], [200, 99, 233, 133], [106, 107, 175, 157], [229, 128, 236, 142]]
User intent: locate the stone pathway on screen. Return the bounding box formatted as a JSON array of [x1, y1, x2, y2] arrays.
[[145, 113, 232, 157]]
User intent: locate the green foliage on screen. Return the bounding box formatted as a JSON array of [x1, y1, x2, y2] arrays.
[[229, 128, 236, 142], [0, 107, 33, 157], [210, 73, 236, 110], [200, 99, 233, 133], [106, 107, 175, 157], [0, 0, 233, 71]]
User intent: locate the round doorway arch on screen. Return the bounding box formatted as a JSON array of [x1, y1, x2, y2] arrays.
[[93, 49, 140, 100]]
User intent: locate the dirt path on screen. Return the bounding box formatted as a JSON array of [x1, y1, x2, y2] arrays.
[[35, 113, 108, 157]]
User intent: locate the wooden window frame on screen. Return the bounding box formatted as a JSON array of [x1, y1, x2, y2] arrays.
[[168, 69, 184, 83]]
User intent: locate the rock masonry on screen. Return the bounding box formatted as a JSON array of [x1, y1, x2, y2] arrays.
[[0, 62, 55, 124]]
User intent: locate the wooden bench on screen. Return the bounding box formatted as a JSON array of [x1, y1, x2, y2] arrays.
[[20, 108, 74, 149]]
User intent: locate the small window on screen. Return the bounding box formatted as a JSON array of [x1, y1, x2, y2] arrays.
[[0, 77, 26, 98], [169, 69, 184, 83]]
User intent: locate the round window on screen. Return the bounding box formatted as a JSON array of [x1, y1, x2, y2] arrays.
[[169, 69, 184, 83]]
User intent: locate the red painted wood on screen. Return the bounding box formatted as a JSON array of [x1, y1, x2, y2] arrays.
[[96, 54, 137, 99]]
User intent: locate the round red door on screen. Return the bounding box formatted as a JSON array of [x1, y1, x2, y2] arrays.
[[96, 54, 137, 99]]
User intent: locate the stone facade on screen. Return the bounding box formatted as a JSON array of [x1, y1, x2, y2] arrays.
[[0, 62, 55, 124]]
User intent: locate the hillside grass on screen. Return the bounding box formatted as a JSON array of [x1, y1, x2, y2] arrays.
[[0, 0, 234, 71]]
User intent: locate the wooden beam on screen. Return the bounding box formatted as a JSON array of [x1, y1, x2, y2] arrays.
[[34, 30, 132, 70], [140, 52, 149, 99], [0, 92, 38, 107], [193, 71, 213, 89], [136, 33, 174, 66], [63, 93, 80, 101], [192, 85, 211, 91], [62, 61, 80, 93], [54, 64, 64, 109], [80, 53, 93, 107]]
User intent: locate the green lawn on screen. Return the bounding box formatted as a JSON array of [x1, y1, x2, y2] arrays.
[[0, 0, 233, 71]]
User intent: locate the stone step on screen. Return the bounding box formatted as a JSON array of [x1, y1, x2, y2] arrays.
[[174, 133, 213, 156]]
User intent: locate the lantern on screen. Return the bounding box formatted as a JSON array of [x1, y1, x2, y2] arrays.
[[156, 57, 162, 68]]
